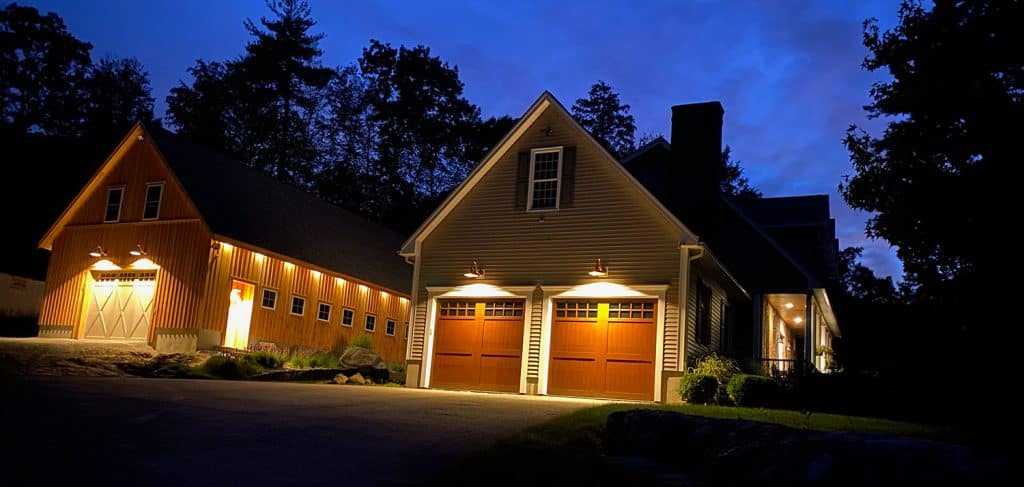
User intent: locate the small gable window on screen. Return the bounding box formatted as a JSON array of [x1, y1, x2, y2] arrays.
[[695, 280, 712, 346], [104, 186, 124, 223], [528, 147, 562, 210], [143, 182, 164, 220]]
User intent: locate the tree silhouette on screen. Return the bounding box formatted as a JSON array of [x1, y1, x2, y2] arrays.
[[83, 57, 155, 143], [572, 81, 636, 158], [720, 145, 761, 200]]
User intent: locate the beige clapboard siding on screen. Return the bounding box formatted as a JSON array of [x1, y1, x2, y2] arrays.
[[412, 106, 684, 367]]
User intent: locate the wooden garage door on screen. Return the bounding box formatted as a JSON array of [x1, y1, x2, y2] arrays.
[[82, 270, 156, 340], [431, 300, 525, 392], [548, 300, 656, 400]]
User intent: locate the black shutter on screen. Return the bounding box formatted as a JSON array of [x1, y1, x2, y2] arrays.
[[515, 151, 530, 210], [560, 146, 576, 208]]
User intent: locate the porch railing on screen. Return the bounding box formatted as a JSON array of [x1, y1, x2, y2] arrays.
[[758, 358, 813, 377]]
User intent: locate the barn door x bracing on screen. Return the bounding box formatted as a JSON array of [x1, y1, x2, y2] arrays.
[[83, 270, 157, 340]]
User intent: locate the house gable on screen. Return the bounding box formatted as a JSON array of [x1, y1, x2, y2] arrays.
[[38, 124, 205, 250], [400, 92, 696, 256]]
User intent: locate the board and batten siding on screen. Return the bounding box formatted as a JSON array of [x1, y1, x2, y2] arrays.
[[38, 135, 210, 339], [411, 105, 685, 377], [200, 242, 410, 363]]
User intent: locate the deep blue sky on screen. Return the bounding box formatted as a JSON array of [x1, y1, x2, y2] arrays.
[[28, 0, 903, 277]]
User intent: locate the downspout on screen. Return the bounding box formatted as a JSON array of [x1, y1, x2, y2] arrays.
[[678, 244, 704, 371]]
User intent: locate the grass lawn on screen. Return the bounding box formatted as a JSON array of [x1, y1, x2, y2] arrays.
[[431, 403, 949, 486]]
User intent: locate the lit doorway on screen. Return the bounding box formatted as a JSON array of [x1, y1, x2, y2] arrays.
[[224, 280, 255, 349]]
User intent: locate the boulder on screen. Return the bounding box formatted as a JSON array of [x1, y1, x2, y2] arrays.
[[337, 347, 388, 383], [347, 372, 366, 385], [333, 373, 348, 385]]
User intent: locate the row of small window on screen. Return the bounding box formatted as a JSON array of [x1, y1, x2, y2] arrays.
[[438, 300, 525, 317], [260, 288, 398, 336], [104, 183, 163, 223], [555, 300, 655, 319]]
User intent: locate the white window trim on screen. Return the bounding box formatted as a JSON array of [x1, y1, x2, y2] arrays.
[[142, 181, 165, 221], [526, 147, 563, 212], [290, 295, 305, 317], [364, 313, 377, 333], [317, 302, 332, 322], [341, 308, 355, 327], [260, 288, 278, 310], [104, 186, 125, 223], [385, 319, 397, 336]]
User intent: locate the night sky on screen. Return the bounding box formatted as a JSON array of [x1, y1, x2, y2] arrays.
[[27, 0, 903, 277]]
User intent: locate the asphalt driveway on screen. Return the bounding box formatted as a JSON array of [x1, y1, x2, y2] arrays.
[[1, 376, 603, 486]]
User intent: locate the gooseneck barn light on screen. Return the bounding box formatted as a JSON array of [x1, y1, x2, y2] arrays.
[[463, 261, 485, 279], [129, 244, 147, 257], [88, 246, 108, 258], [587, 258, 608, 278]]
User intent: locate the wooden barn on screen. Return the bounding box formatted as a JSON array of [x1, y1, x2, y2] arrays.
[[36, 123, 411, 362]]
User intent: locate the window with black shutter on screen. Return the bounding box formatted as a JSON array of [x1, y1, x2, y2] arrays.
[[696, 280, 712, 346], [517, 146, 576, 211]]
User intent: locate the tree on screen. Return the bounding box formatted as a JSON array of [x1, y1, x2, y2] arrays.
[[465, 115, 517, 166], [355, 40, 482, 225], [720, 145, 761, 200], [842, 0, 1021, 307], [83, 57, 155, 143], [167, 0, 332, 186], [0, 3, 91, 137], [571, 81, 636, 158]]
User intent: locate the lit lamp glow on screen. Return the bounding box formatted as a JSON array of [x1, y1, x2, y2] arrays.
[[463, 261, 485, 279], [784, 302, 794, 309], [129, 244, 147, 257], [312, 270, 321, 279], [587, 258, 608, 278], [793, 316, 804, 324], [88, 246, 107, 258]]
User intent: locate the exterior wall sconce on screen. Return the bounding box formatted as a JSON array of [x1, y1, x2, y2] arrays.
[[793, 316, 804, 324], [88, 245, 108, 258], [129, 244, 147, 257], [587, 258, 608, 278], [777, 334, 785, 344], [463, 261, 485, 279]]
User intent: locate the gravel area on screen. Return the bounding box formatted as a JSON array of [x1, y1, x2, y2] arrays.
[[0, 337, 204, 377]]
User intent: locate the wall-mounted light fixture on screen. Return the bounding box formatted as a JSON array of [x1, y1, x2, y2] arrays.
[[463, 261, 485, 279], [587, 258, 608, 278], [777, 334, 786, 344], [129, 244, 147, 257], [88, 246, 108, 258], [793, 316, 804, 324]]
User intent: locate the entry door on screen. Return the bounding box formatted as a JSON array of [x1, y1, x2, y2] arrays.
[[224, 280, 255, 349], [431, 300, 525, 392], [548, 300, 656, 400], [83, 271, 156, 340]]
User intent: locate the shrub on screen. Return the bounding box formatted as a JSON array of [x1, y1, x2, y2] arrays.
[[200, 355, 264, 379], [287, 352, 336, 369], [244, 350, 288, 369], [390, 362, 407, 374], [690, 354, 741, 388], [678, 373, 718, 404], [727, 374, 781, 408], [349, 333, 373, 350]]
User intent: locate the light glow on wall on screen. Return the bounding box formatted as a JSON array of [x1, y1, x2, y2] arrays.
[[442, 283, 517, 297], [358, 284, 368, 293], [221, 242, 233, 251], [91, 259, 121, 271], [380, 290, 389, 299], [336, 277, 346, 286], [558, 282, 647, 298], [311, 270, 321, 279], [254, 252, 265, 261], [129, 258, 158, 270], [284, 261, 294, 270]]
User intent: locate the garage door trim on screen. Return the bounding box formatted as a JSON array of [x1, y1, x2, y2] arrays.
[[422, 286, 536, 393], [539, 284, 668, 401]]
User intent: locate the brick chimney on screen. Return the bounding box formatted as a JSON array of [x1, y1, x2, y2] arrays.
[[670, 101, 724, 199]]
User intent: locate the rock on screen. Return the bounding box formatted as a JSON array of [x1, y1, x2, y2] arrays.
[[333, 373, 348, 384], [347, 372, 366, 385], [337, 347, 388, 383]]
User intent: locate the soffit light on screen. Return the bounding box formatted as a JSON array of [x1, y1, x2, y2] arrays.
[[794, 316, 804, 324], [129, 244, 147, 257], [588, 258, 608, 278], [88, 246, 108, 258], [463, 261, 485, 279], [784, 302, 794, 309]]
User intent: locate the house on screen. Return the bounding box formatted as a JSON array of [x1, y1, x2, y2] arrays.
[[399, 92, 840, 402], [36, 123, 411, 362]]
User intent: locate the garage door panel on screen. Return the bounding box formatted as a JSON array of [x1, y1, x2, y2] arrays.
[[480, 319, 524, 355], [431, 353, 478, 387], [605, 360, 655, 400], [479, 355, 522, 391], [433, 319, 478, 354], [83, 274, 154, 340], [548, 358, 600, 395], [606, 322, 656, 361], [549, 321, 600, 356]]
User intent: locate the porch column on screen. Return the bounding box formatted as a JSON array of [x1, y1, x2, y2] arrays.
[[804, 293, 814, 372]]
